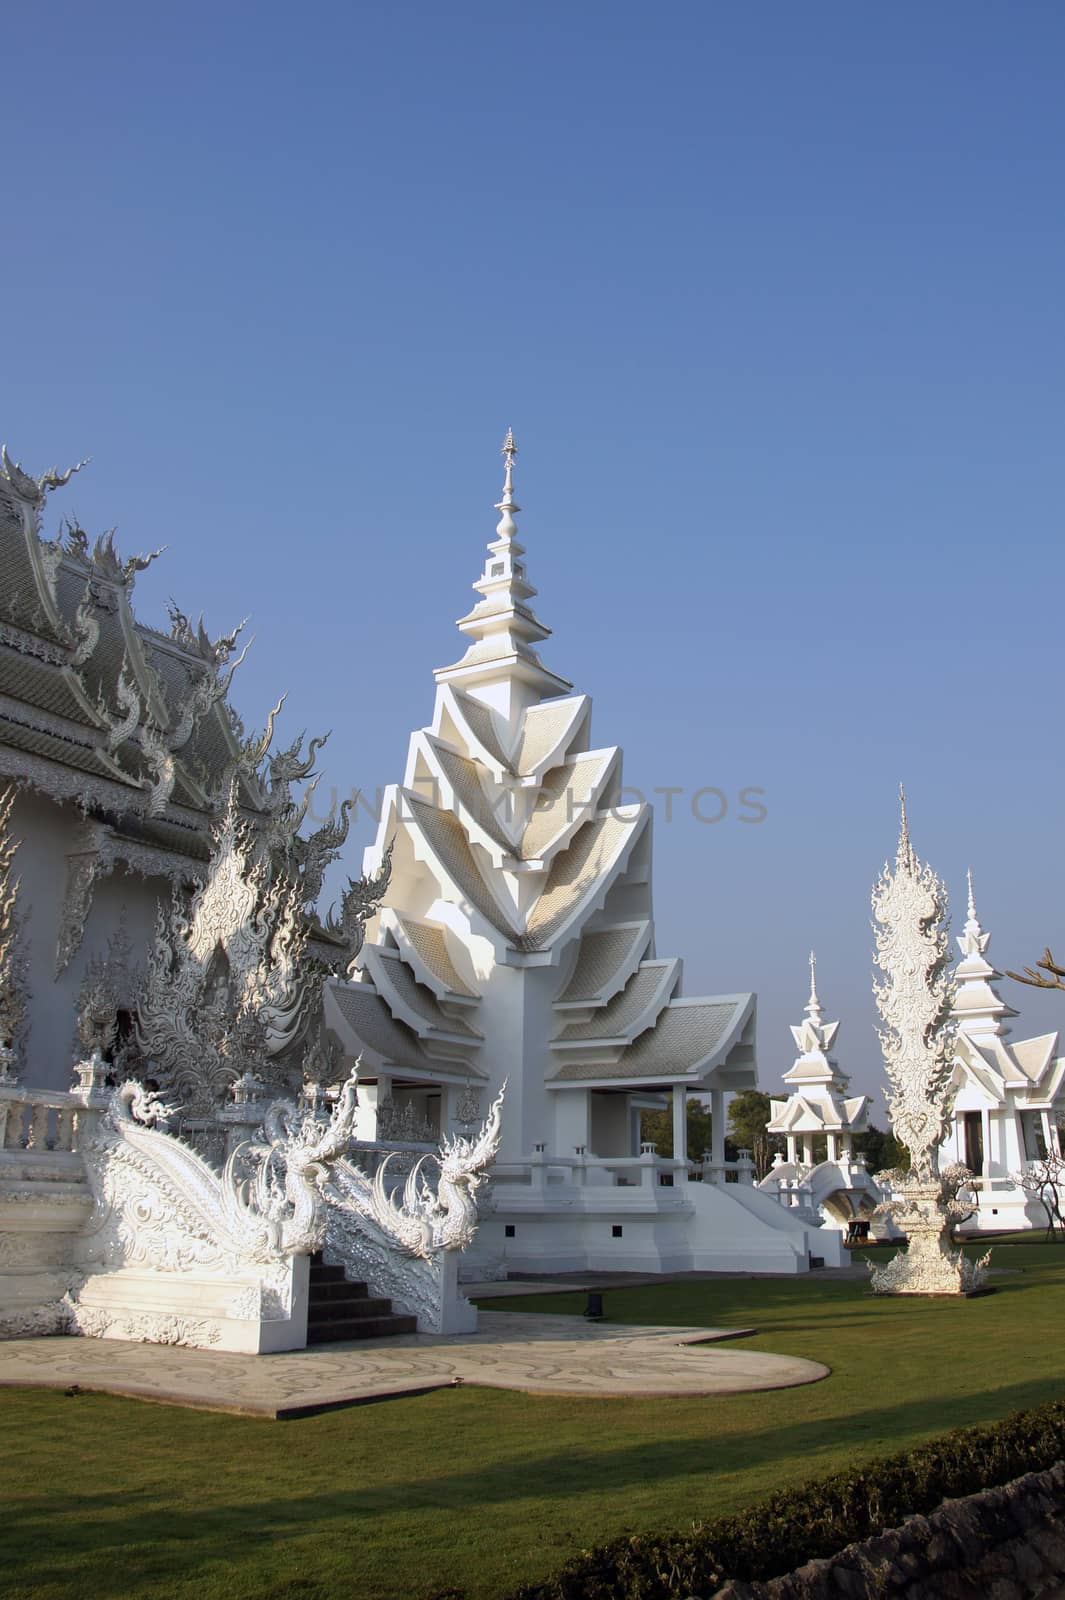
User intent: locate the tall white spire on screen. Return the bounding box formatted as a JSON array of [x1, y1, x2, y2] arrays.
[[953, 869, 1016, 1039], [806, 950, 822, 1023], [786, 952, 843, 1082], [496, 427, 519, 540], [434, 432, 572, 721], [897, 783, 917, 875]]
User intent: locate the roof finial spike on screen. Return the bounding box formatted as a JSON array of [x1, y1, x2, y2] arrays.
[[500, 427, 517, 502], [897, 782, 917, 873], [967, 866, 977, 925], [805, 948, 824, 1022], [495, 428, 520, 541]]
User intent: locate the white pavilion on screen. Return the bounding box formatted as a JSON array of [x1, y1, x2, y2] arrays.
[[326, 436, 834, 1274], [940, 873, 1065, 1233], [766, 954, 870, 1166], [759, 957, 877, 1234]]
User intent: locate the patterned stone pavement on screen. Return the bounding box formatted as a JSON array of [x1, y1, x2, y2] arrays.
[[0, 1312, 828, 1417]]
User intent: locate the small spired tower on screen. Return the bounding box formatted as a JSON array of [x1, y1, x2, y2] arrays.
[[938, 872, 1063, 1223], [767, 955, 870, 1166], [953, 871, 1018, 1043]]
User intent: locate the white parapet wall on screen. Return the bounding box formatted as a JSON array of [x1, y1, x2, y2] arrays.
[[468, 1153, 840, 1276]]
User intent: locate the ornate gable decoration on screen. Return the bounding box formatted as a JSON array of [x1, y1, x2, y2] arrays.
[[135, 793, 315, 1114]]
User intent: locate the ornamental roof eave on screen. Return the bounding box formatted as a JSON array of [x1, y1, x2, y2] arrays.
[[384, 910, 480, 1003], [433, 649, 574, 701], [399, 788, 521, 944], [552, 958, 678, 1050], [0, 460, 279, 837], [520, 803, 649, 954], [362, 944, 484, 1045], [513, 695, 591, 780], [518, 747, 620, 865], [324, 977, 488, 1082], [555, 920, 653, 1010], [547, 992, 756, 1089]]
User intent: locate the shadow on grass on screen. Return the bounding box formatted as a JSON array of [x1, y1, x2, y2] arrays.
[[7, 1374, 1065, 1596]]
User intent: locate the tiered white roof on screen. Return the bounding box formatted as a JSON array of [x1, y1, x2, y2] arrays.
[[950, 874, 1063, 1110], [325, 437, 756, 1134], [767, 955, 870, 1141]]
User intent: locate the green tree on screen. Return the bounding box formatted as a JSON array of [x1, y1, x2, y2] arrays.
[[727, 1090, 784, 1179], [639, 1100, 714, 1161], [854, 1123, 910, 1175]]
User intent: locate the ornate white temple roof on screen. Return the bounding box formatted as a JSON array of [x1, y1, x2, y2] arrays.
[[768, 956, 869, 1138], [551, 996, 755, 1085], [333, 436, 756, 1113]]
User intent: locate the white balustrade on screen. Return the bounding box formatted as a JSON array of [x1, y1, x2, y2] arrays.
[[0, 1084, 89, 1154]]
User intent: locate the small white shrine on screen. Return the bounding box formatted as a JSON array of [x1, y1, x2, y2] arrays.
[[940, 873, 1065, 1233], [326, 436, 835, 1275], [759, 957, 877, 1235]]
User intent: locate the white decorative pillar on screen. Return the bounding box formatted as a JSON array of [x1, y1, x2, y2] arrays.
[[786, 1133, 798, 1164], [870, 789, 987, 1295]]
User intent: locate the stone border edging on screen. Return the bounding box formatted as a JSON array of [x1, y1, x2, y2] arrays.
[[711, 1461, 1065, 1599]]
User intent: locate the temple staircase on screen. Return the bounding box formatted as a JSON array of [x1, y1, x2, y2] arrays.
[[306, 1253, 418, 1344]]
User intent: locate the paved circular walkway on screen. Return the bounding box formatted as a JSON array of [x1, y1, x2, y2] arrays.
[[0, 1312, 827, 1417]]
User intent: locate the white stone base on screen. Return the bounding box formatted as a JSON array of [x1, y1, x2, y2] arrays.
[[957, 1189, 1052, 1235], [479, 1175, 837, 1276], [67, 1257, 310, 1353]]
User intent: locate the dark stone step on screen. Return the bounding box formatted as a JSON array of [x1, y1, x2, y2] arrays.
[[308, 1262, 349, 1285], [308, 1295, 395, 1323], [308, 1277, 370, 1302], [306, 1313, 418, 1343]]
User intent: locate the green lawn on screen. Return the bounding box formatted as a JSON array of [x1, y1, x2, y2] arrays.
[[3, 1235, 1064, 1600]]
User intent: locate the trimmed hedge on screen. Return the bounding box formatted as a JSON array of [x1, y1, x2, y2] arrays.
[[504, 1399, 1065, 1600]]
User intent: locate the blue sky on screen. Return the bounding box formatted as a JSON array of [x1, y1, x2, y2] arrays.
[[4, 2, 1064, 1113]]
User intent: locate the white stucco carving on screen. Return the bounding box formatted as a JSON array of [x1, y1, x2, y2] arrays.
[[0, 784, 28, 1078], [135, 796, 316, 1112], [870, 792, 988, 1294], [322, 1087, 504, 1333]]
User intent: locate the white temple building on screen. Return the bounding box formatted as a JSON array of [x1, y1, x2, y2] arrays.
[[766, 955, 870, 1166], [940, 873, 1065, 1234], [759, 957, 877, 1236], [326, 435, 832, 1274]]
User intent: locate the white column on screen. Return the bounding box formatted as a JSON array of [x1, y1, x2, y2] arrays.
[[1041, 1110, 1054, 1160], [802, 1135, 814, 1165], [787, 1133, 798, 1164], [672, 1083, 687, 1165], [827, 1132, 839, 1163], [980, 1105, 991, 1176], [841, 1130, 853, 1159], [710, 1088, 725, 1165]]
